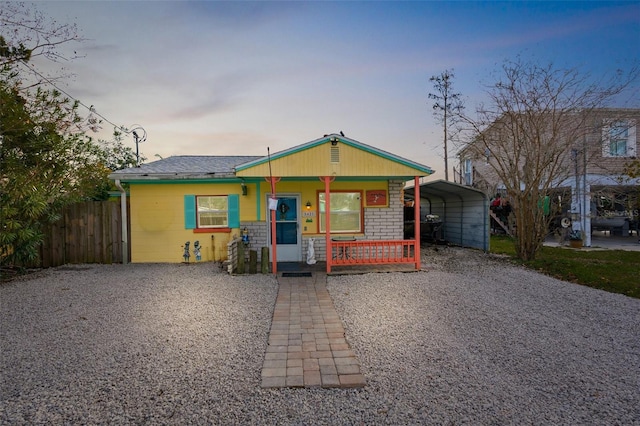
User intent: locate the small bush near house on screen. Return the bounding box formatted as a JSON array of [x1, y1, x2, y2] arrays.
[[491, 235, 640, 299]]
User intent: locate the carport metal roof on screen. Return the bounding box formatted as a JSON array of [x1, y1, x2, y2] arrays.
[[404, 180, 490, 252]]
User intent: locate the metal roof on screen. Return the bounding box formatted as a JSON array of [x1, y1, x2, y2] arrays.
[[404, 179, 490, 252], [406, 179, 488, 201]]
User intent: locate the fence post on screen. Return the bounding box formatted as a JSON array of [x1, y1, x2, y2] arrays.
[[237, 243, 245, 274], [249, 250, 257, 274], [261, 247, 269, 274]]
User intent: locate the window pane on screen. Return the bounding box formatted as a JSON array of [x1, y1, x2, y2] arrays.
[[276, 222, 297, 244], [319, 192, 362, 232], [609, 123, 628, 139], [610, 140, 627, 156], [276, 198, 297, 221], [198, 196, 227, 211], [464, 159, 472, 185], [197, 196, 228, 227], [609, 122, 628, 156], [199, 212, 227, 227]]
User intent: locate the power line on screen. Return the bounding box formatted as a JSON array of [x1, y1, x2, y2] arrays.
[[17, 60, 132, 135]]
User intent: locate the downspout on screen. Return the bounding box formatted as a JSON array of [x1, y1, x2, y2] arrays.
[[115, 179, 129, 264]]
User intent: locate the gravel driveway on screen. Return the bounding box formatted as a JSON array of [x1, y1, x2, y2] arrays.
[[1, 247, 639, 424]]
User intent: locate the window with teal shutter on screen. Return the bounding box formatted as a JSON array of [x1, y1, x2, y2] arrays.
[[186, 194, 238, 230], [184, 195, 196, 229], [228, 194, 240, 228]]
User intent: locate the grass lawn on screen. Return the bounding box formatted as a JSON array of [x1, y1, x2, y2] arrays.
[[490, 235, 640, 299]]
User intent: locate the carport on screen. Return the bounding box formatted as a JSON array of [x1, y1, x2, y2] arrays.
[[404, 180, 490, 251]]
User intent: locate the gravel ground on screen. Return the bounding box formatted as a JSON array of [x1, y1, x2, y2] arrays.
[[1, 247, 639, 425]]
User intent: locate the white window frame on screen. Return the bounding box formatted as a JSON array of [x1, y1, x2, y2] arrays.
[[463, 158, 473, 185], [602, 120, 636, 158], [196, 195, 229, 228]]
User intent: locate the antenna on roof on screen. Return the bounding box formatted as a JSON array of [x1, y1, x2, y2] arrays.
[[129, 125, 147, 166]]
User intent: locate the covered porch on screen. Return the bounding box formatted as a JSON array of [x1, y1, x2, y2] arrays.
[[322, 176, 423, 274], [234, 134, 434, 275]]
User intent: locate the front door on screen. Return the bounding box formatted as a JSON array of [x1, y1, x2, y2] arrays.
[[268, 195, 301, 262]]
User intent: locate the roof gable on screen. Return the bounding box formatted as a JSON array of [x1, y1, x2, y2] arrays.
[[235, 134, 433, 178]]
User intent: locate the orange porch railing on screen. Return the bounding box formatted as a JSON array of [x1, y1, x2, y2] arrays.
[[328, 239, 418, 267]]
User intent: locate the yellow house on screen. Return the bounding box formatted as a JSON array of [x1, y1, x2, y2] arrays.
[[109, 134, 433, 273]]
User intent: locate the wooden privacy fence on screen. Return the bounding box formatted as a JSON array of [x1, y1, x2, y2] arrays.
[[39, 200, 130, 267]]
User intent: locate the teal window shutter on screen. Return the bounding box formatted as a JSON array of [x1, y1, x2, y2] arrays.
[[228, 194, 240, 228], [184, 195, 196, 229]]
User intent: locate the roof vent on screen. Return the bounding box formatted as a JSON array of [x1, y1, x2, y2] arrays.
[[330, 146, 340, 163]]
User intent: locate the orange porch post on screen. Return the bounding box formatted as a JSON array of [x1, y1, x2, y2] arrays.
[[323, 176, 332, 274], [414, 176, 421, 270], [266, 176, 280, 275]]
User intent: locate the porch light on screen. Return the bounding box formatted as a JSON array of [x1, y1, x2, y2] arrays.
[[241, 182, 247, 196], [306, 201, 312, 210]]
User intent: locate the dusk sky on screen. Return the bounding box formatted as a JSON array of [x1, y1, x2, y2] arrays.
[[33, 1, 640, 180]]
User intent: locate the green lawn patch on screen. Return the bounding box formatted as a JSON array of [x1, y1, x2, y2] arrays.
[[490, 235, 640, 299]]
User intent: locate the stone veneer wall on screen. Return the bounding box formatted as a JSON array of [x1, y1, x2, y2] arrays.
[[226, 237, 241, 274]]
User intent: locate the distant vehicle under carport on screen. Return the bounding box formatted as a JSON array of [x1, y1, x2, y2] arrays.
[[403, 180, 490, 252]]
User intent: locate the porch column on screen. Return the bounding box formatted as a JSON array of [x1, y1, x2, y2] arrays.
[[266, 176, 280, 274], [414, 176, 421, 270], [323, 176, 332, 273]]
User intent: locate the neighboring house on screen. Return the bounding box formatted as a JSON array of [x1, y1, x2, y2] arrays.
[[109, 134, 433, 272], [455, 108, 640, 245]]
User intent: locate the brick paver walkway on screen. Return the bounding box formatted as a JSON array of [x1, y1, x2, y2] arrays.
[[261, 270, 366, 388]]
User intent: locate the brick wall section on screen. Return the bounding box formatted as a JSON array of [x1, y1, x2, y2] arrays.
[[240, 221, 267, 259], [364, 180, 405, 240], [302, 236, 326, 262], [223, 222, 269, 273]]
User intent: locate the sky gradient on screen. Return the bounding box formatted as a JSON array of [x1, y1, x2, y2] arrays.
[[33, 1, 640, 180]]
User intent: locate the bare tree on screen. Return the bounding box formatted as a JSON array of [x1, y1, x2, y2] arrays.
[[1, 3, 102, 134], [623, 159, 640, 178], [1, 2, 83, 85], [429, 69, 464, 181], [460, 59, 637, 261]]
